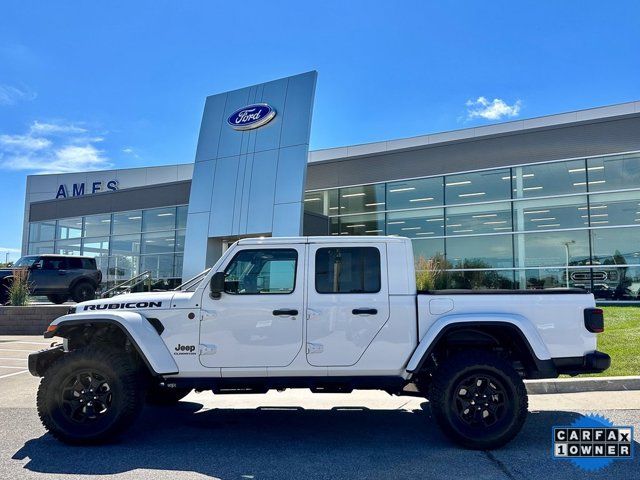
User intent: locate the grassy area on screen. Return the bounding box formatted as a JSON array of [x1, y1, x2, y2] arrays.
[[587, 306, 640, 377]]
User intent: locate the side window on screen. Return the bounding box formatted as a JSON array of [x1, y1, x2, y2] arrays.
[[82, 258, 96, 270], [42, 258, 66, 270], [31, 258, 44, 270], [315, 247, 381, 294], [67, 258, 83, 269], [223, 249, 297, 295]]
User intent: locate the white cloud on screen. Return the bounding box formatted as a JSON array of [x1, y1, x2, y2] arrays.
[[0, 134, 51, 151], [0, 84, 37, 105], [0, 120, 112, 174], [466, 96, 522, 121], [122, 146, 140, 159], [30, 121, 87, 135]]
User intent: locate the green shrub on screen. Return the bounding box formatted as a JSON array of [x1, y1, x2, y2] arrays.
[[8, 267, 31, 306], [415, 254, 446, 291]]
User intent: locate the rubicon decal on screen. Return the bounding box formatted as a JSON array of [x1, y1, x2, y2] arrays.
[[83, 301, 162, 311], [227, 103, 276, 130]]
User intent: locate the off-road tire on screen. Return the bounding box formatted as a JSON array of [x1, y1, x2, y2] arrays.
[[428, 350, 528, 450], [71, 281, 96, 303], [47, 294, 68, 304], [146, 384, 192, 406], [37, 345, 144, 444]]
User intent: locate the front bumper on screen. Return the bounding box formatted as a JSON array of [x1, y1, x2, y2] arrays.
[[28, 345, 64, 377], [553, 350, 611, 376]]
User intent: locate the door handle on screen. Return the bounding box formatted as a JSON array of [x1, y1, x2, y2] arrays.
[[58, 270, 67, 275], [273, 309, 298, 316], [352, 308, 377, 315]]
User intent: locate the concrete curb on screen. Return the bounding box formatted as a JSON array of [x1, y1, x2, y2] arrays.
[[526, 376, 640, 395]]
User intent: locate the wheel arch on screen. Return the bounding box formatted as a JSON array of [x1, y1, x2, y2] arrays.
[[407, 315, 556, 379], [69, 275, 98, 290], [45, 312, 178, 376]]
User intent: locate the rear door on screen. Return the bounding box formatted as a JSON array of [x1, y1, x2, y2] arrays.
[[305, 243, 390, 366]]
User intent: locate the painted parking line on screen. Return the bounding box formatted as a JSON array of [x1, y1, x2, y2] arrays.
[[0, 349, 39, 353], [0, 358, 28, 362], [0, 362, 28, 369], [6, 341, 51, 346], [0, 370, 29, 380], [0, 351, 31, 359]]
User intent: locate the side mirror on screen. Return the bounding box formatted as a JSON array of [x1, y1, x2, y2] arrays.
[[209, 271, 225, 299]]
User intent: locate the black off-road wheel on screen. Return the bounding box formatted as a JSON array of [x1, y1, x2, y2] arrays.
[[428, 350, 528, 450], [47, 294, 68, 304], [146, 383, 192, 406], [36, 346, 145, 444], [71, 282, 96, 303]]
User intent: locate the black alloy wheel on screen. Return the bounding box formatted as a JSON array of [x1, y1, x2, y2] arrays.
[[428, 350, 528, 450], [61, 370, 113, 423], [72, 282, 95, 303], [451, 373, 508, 430]]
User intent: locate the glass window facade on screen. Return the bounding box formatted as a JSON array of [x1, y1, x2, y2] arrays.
[[25, 151, 640, 301], [27, 205, 187, 289], [304, 152, 640, 301]]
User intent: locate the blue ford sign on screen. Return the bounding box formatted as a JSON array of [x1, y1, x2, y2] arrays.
[[227, 103, 276, 130]]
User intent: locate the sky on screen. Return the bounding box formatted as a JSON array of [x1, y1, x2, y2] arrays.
[[0, 1, 639, 260]]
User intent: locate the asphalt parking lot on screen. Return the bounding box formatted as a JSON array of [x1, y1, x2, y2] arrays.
[[0, 335, 639, 480]]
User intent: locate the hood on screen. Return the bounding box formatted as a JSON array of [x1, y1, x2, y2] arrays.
[[75, 291, 177, 313]]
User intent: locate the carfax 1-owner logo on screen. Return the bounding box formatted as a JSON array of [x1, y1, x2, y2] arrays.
[[552, 414, 634, 471]]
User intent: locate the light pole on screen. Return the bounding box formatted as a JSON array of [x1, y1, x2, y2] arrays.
[[563, 240, 576, 288], [4, 252, 8, 264]]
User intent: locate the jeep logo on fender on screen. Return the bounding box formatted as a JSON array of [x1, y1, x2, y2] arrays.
[[83, 301, 162, 311], [174, 344, 196, 355], [227, 103, 276, 130]]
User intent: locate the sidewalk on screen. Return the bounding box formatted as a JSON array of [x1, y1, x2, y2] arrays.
[[526, 376, 640, 394]]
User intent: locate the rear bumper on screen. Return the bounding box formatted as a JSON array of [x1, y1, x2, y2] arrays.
[[552, 351, 611, 376]]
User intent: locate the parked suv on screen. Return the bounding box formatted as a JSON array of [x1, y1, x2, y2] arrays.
[[0, 255, 102, 304]]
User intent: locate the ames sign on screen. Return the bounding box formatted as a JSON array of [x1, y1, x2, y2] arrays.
[[56, 180, 118, 199]]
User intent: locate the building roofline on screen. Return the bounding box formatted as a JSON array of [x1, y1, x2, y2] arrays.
[[307, 100, 640, 164], [26, 100, 640, 179]]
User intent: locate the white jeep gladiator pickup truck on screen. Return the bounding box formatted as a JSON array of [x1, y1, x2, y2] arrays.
[[29, 236, 610, 449]]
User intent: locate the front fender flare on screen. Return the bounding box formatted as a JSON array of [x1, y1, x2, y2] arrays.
[[406, 313, 552, 373], [46, 311, 179, 375]]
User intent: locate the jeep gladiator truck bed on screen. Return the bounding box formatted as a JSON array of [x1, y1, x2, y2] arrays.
[[29, 236, 609, 449]]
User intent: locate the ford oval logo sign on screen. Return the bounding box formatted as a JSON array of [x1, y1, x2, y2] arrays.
[[227, 103, 276, 131]]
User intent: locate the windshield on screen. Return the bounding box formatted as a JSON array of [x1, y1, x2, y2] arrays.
[[12, 256, 38, 268], [174, 268, 211, 292]]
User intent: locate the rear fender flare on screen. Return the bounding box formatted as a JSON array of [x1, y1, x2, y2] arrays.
[[47, 311, 178, 375], [68, 276, 98, 290], [406, 313, 551, 373]]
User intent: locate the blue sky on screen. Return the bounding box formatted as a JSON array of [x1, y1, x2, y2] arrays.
[[1, 1, 639, 259]]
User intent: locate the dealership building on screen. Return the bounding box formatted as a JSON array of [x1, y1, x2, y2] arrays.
[[21, 72, 640, 301]]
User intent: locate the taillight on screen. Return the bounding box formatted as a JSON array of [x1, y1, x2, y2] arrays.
[[584, 308, 604, 333]]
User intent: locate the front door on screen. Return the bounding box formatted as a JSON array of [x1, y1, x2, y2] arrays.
[[199, 245, 305, 368], [306, 243, 390, 367]]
